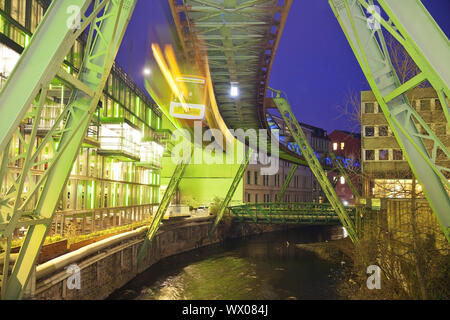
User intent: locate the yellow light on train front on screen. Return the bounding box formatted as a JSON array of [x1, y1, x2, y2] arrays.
[[169, 75, 207, 120]]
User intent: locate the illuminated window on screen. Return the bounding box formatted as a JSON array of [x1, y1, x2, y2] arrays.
[[340, 142, 345, 150], [333, 142, 338, 150], [340, 176, 345, 184]]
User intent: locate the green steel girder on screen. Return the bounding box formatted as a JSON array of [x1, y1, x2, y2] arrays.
[[330, 153, 360, 200], [329, 153, 364, 234], [270, 88, 359, 245], [276, 163, 298, 203], [171, 0, 292, 131], [229, 202, 356, 225], [208, 147, 254, 237], [329, 0, 450, 242], [0, 0, 103, 152], [137, 149, 192, 267], [0, 0, 137, 300]]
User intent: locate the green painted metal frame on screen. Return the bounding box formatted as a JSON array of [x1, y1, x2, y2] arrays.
[[136, 148, 192, 267], [270, 88, 359, 245], [208, 147, 254, 237], [329, 0, 450, 242], [330, 153, 360, 200], [329, 152, 364, 234], [0, 0, 137, 299], [229, 202, 356, 225], [276, 163, 298, 203]]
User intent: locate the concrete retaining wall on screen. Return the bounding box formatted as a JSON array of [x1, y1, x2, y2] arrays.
[[30, 217, 291, 300]]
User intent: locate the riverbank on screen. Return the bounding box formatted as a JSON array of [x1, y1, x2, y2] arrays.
[[109, 225, 347, 300], [32, 217, 298, 300]]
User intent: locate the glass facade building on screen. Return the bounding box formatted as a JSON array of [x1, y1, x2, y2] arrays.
[[0, 0, 165, 236]]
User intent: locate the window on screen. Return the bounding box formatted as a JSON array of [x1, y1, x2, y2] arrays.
[[340, 142, 345, 150], [378, 126, 388, 136], [10, 0, 26, 27], [379, 149, 389, 161], [340, 176, 345, 184], [436, 124, 446, 136], [247, 170, 251, 184], [254, 171, 258, 185], [420, 99, 431, 111], [435, 99, 442, 109], [333, 142, 338, 151], [365, 150, 375, 161], [255, 194, 258, 203], [365, 126, 374, 137], [247, 193, 251, 202], [393, 149, 403, 161], [364, 102, 375, 113]]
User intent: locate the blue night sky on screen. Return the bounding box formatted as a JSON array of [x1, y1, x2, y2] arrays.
[[116, 0, 450, 134]]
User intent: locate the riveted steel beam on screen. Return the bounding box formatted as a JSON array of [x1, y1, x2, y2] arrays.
[[1, 0, 137, 300], [330, 0, 450, 242]]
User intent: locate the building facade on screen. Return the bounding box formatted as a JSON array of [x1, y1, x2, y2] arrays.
[[361, 88, 450, 198], [244, 117, 331, 204], [0, 0, 165, 235], [328, 130, 361, 205]]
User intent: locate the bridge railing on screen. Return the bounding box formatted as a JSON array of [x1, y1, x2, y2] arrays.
[[49, 203, 156, 237], [229, 202, 356, 225]]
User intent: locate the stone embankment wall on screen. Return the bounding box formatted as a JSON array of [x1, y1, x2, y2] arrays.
[[32, 217, 291, 300]]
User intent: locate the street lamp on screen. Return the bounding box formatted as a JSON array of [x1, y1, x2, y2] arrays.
[[143, 67, 151, 76], [230, 82, 239, 97]]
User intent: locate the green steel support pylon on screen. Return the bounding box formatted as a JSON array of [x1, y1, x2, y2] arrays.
[[137, 149, 192, 267], [330, 153, 362, 234], [0, 0, 137, 299], [330, 0, 450, 242], [276, 164, 298, 203], [330, 153, 360, 200], [270, 88, 359, 245], [209, 148, 254, 237]]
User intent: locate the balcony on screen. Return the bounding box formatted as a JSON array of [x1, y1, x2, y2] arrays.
[[98, 120, 141, 162], [136, 141, 164, 169]]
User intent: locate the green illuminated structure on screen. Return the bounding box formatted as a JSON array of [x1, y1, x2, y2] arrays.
[[276, 164, 298, 203], [270, 89, 359, 245], [229, 202, 356, 225], [0, 0, 448, 300], [329, 0, 450, 241]]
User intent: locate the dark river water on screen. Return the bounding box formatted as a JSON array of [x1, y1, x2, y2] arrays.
[[108, 225, 347, 300]]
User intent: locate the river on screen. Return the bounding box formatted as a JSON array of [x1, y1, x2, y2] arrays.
[[108, 225, 347, 300]]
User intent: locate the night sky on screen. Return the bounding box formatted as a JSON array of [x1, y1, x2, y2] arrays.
[[115, 0, 450, 134]]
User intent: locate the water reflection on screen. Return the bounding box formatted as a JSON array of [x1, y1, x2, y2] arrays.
[[108, 225, 345, 300]]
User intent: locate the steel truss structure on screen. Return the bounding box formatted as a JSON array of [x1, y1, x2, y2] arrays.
[[0, 0, 448, 300], [137, 148, 192, 267], [209, 147, 254, 237], [276, 163, 298, 203], [329, 0, 450, 241], [229, 202, 356, 225], [270, 88, 359, 245], [0, 0, 137, 299]]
